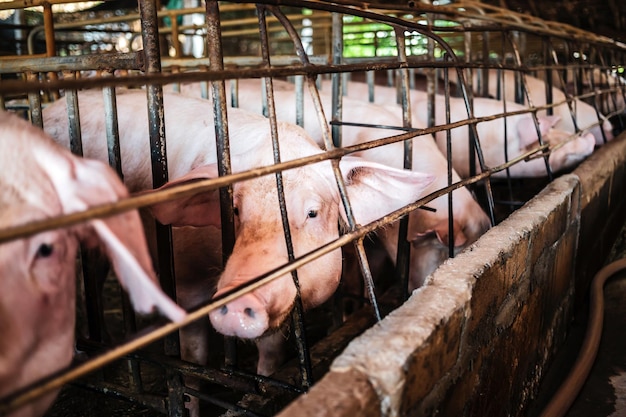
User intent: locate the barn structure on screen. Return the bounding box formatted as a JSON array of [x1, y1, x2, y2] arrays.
[[0, 1, 625, 416]]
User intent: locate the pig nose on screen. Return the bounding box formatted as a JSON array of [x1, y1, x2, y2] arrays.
[[209, 293, 269, 339]]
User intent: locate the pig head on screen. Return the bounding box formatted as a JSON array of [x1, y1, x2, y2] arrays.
[[0, 110, 184, 417], [241, 79, 491, 290], [148, 154, 435, 340]]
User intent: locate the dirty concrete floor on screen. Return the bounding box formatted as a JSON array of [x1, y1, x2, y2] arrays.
[[529, 221, 626, 417]]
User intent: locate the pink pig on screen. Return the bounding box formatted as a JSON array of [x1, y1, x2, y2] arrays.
[[42, 90, 434, 382], [446, 68, 613, 145], [171, 77, 489, 290], [0, 110, 184, 417], [321, 79, 596, 177], [413, 95, 596, 178]]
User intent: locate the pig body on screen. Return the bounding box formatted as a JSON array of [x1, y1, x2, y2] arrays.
[[446, 68, 613, 145], [541, 67, 626, 114], [42, 90, 434, 383], [325, 79, 596, 178], [0, 110, 184, 417], [415, 95, 596, 178]]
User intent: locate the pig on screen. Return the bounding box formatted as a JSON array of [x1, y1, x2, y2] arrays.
[[0, 109, 185, 417], [42, 89, 434, 389], [316, 82, 596, 177], [204, 78, 490, 289], [413, 95, 596, 178], [445, 68, 613, 145], [324, 79, 596, 178], [546, 68, 626, 122]]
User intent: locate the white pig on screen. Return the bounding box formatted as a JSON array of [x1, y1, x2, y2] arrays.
[[193, 78, 490, 289], [327, 79, 595, 178], [0, 110, 185, 417], [547, 68, 626, 118], [413, 95, 596, 178], [446, 68, 613, 145], [42, 89, 434, 379]]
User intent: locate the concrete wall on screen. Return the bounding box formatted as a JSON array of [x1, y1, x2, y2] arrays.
[[276, 134, 626, 417]]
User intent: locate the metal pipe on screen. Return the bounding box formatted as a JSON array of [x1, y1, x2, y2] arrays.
[[257, 3, 313, 389]]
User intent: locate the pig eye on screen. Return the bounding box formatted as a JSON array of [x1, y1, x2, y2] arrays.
[[233, 207, 239, 216], [36, 243, 54, 258], [307, 209, 318, 219]]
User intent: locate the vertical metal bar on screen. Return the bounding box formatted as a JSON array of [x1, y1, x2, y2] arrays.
[[171, 13, 182, 58], [230, 78, 239, 108], [205, 0, 237, 372], [261, 78, 268, 117], [598, 53, 623, 131], [62, 79, 109, 350], [544, 37, 554, 116], [481, 31, 490, 98], [171, 66, 181, 93], [508, 31, 553, 181], [139, 0, 183, 415], [443, 66, 454, 257], [331, 12, 343, 148], [258, 4, 313, 388], [42, 2, 59, 100], [295, 74, 304, 127], [63, 73, 83, 156], [393, 27, 413, 302], [463, 27, 478, 180], [366, 70, 375, 102], [27, 72, 42, 128], [0, 77, 4, 110], [102, 82, 123, 178], [266, 4, 360, 233], [499, 38, 515, 214], [453, 60, 496, 226], [266, 8, 371, 337], [102, 80, 142, 392]]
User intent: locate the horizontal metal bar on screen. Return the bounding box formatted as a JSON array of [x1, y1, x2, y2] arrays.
[[0, 52, 143, 74]]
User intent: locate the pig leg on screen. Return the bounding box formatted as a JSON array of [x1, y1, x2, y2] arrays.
[[256, 327, 289, 376]]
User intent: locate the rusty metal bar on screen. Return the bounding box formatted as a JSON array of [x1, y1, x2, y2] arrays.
[[330, 12, 343, 149], [507, 31, 554, 182], [205, 0, 238, 373], [257, 3, 313, 389], [26, 72, 42, 128], [0, 60, 525, 96], [102, 82, 123, 179], [393, 27, 413, 303], [138, 0, 184, 415], [0, 53, 143, 74], [267, 4, 361, 239], [295, 74, 305, 127]]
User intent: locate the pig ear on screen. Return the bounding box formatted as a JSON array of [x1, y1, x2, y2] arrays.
[[517, 114, 561, 149], [34, 149, 186, 322], [338, 156, 435, 225], [146, 164, 222, 227]]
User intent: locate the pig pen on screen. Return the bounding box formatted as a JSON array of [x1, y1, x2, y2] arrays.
[[0, 1, 626, 417]]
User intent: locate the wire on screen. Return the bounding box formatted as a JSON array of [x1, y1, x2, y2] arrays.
[[540, 256, 626, 417]]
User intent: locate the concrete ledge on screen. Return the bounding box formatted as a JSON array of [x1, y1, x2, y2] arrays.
[[277, 134, 626, 417]]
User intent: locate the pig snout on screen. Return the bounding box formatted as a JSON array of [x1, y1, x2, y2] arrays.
[[209, 292, 269, 339], [548, 132, 596, 170]]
